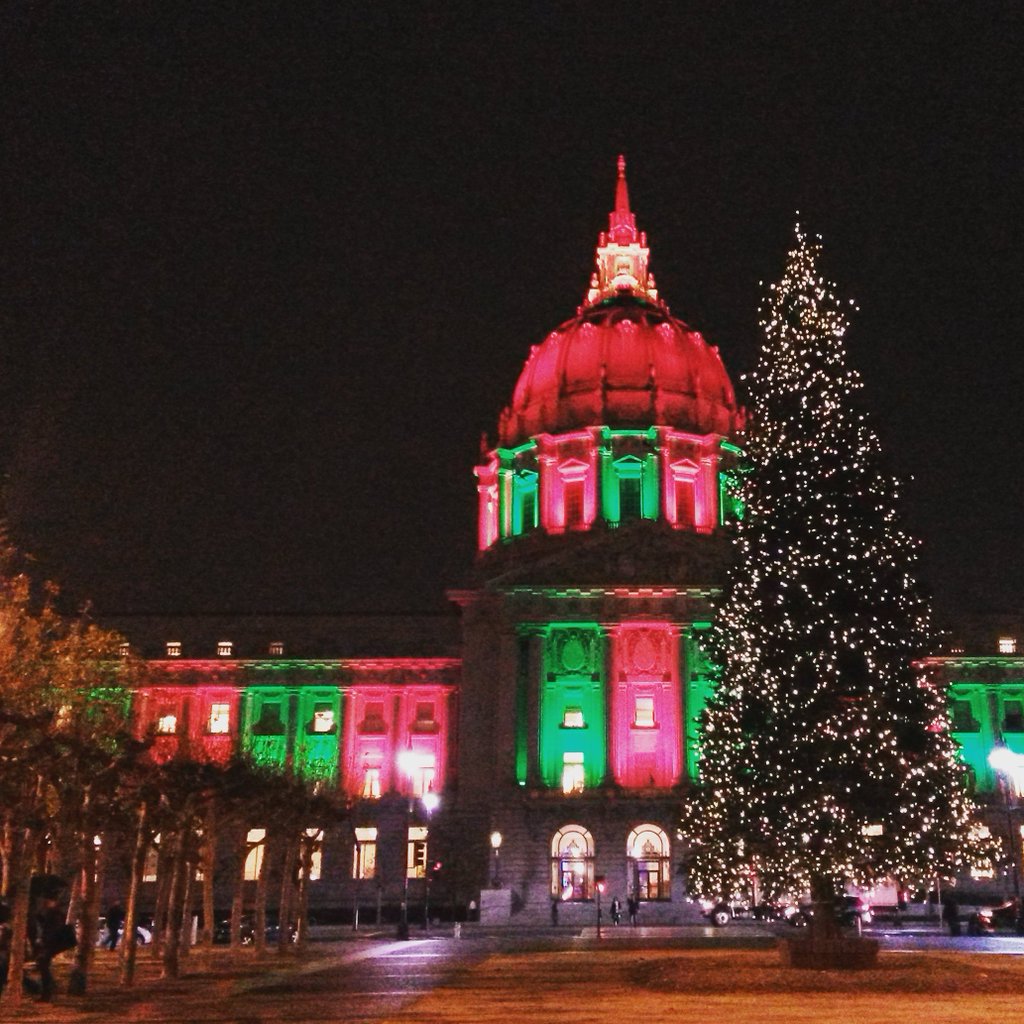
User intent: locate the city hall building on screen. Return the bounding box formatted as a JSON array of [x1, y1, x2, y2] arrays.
[[108, 160, 1024, 925]]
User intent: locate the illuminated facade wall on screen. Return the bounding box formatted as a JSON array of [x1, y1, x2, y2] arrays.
[[476, 426, 735, 551], [130, 658, 457, 794]]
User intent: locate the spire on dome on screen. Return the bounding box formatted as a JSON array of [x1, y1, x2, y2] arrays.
[[584, 155, 661, 310], [608, 154, 638, 244]]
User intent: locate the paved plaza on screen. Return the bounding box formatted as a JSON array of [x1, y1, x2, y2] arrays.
[[6, 926, 1024, 1023]]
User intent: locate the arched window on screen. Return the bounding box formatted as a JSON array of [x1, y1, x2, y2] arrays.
[[627, 824, 671, 901], [551, 824, 594, 901]]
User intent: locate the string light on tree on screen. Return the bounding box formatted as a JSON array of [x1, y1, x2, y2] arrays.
[[680, 224, 981, 914]]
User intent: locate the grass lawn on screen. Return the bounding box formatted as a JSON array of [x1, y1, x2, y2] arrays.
[[383, 948, 1024, 1024]]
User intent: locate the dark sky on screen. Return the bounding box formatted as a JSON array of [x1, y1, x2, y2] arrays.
[[3, 2, 1021, 620]]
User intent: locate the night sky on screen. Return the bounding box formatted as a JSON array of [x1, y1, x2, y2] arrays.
[[3, 3, 1021, 621]]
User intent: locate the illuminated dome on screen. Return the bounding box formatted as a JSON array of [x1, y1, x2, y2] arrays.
[[498, 157, 740, 448]]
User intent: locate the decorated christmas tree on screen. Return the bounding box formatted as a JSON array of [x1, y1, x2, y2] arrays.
[[682, 226, 975, 917]]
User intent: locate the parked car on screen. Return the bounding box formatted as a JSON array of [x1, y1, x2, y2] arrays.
[[213, 915, 296, 945], [786, 895, 872, 928], [96, 916, 152, 947], [701, 899, 790, 927], [967, 898, 1021, 935]]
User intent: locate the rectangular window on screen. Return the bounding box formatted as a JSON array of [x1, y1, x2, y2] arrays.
[[410, 756, 436, 798], [950, 699, 980, 732], [1004, 701, 1024, 733], [311, 704, 335, 734], [301, 828, 324, 882], [208, 703, 230, 734], [352, 827, 377, 880], [143, 835, 161, 882], [562, 707, 585, 729], [166, 641, 182, 658], [562, 752, 585, 794], [243, 828, 267, 881], [360, 766, 381, 800], [407, 826, 428, 879], [269, 641, 284, 656], [156, 712, 177, 735], [619, 474, 642, 520], [564, 481, 585, 529], [217, 641, 233, 657], [999, 637, 1018, 655], [412, 701, 438, 732], [118, 642, 130, 657], [360, 702, 387, 734], [253, 701, 285, 735], [633, 696, 656, 728]]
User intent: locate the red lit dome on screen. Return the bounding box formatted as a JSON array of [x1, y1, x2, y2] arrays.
[[499, 297, 739, 447], [498, 157, 740, 448]]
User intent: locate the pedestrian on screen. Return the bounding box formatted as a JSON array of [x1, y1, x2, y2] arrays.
[[628, 895, 639, 927], [941, 895, 960, 937], [610, 896, 621, 926], [28, 895, 65, 1001], [550, 897, 559, 927], [104, 903, 125, 950]]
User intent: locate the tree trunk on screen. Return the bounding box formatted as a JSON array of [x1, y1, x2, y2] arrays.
[[4, 827, 37, 1008], [229, 829, 248, 949], [254, 833, 269, 953], [277, 833, 297, 954], [120, 801, 148, 987], [160, 834, 188, 980], [150, 841, 173, 960], [295, 834, 313, 950], [178, 861, 194, 959], [68, 834, 104, 995], [809, 873, 839, 942], [200, 801, 216, 948]]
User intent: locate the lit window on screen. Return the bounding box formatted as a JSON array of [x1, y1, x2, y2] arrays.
[[562, 752, 585, 794], [999, 637, 1018, 655], [360, 766, 381, 800], [633, 696, 656, 728], [143, 834, 161, 882], [562, 707, 585, 729], [244, 828, 266, 881], [302, 828, 324, 882], [551, 824, 594, 900], [269, 641, 284, 656], [118, 642, 130, 657], [353, 827, 377, 880], [166, 642, 182, 658], [564, 480, 585, 529], [208, 703, 230, 734], [218, 641, 233, 657], [409, 756, 436, 798], [156, 712, 177, 735], [311, 704, 335, 734], [627, 825, 671, 901], [407, 826, 429, 879]]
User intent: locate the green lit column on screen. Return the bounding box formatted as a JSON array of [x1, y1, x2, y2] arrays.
[[524, 625, 545, 788]]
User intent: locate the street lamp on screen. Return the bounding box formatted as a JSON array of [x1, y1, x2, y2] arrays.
[[490, 831, 503, 888], [422, 791, 440, 931], [988, 745, 1023, 901], [396, 749, 419, 940]]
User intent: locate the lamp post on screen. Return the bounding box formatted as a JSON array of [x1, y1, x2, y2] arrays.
[[988, 745, 1022, 901], [422, 791, 440, 931], [595, 876, 606, 939], [396, 750, 418, 940], [490, 831, 503, 888]]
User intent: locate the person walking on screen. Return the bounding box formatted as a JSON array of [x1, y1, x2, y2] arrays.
[[941, 895, 960, 937], [627, 895, 639, 927], [610, 897, 621, 926], [104, 903, 125, 950]]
